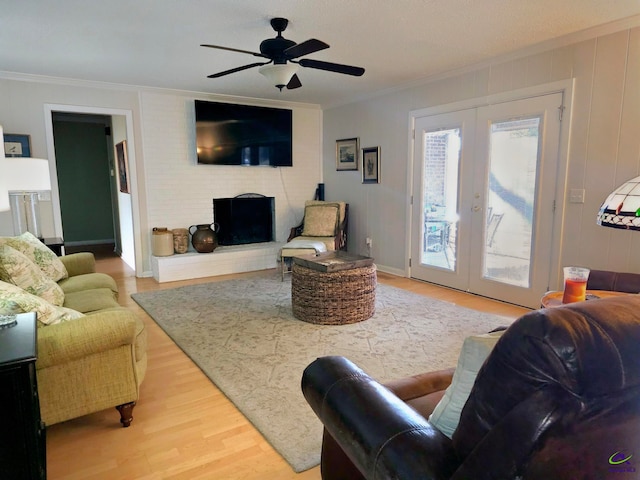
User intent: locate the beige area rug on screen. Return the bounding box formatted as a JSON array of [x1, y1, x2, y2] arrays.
[[131, 272, 511, 473]]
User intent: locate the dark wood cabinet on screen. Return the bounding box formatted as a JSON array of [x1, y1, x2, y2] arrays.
[[0, 312, 46, 479]]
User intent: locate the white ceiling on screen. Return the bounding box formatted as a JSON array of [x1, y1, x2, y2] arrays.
[[2, 1, 640, 107]]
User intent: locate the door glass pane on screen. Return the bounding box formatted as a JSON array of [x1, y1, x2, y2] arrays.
[[483, 117, 541, 287], [420, 128, 460, 271]]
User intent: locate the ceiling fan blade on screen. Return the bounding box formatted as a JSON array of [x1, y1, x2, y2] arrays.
[[286, 74, 302, 90], [200, 44, 267, 58], [207, 62, 270, 78], [298, 58, 365, 76], [283, 39, 329, 59]]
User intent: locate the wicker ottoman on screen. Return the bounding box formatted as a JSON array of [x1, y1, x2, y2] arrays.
[[291, 262, 377, 325]]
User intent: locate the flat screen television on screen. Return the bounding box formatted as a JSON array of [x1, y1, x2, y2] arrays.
[[213, 196, 275, 245], [195, 100, 293, 167]]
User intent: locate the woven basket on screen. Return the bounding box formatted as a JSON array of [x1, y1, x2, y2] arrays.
[[291, 263, 377, 325]]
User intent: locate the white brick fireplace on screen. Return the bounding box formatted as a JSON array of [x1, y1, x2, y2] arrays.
[[139, 91, 323, 280]]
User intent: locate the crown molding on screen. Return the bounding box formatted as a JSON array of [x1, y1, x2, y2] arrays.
[[0, 71, 321, 110]]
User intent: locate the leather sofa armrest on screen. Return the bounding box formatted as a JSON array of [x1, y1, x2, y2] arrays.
[[385, 367, 455, 402], [302, 356, 458, 480], [36, 310, 137, 369], [59, 252, 96, 277]]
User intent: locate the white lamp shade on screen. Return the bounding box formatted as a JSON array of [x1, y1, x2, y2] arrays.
[[259, 63, 298, 88], [0, 124, 9, 212], [5, 157, 52, 191], [0, 174, 9, 212]]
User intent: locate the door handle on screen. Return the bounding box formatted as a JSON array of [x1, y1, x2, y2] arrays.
[[472, 205, 481, 212]]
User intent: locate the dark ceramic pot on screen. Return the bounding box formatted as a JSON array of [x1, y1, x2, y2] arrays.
[[189, 223, 220, 253]]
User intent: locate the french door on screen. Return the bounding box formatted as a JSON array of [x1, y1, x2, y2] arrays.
[[410, 93, 562, 308]]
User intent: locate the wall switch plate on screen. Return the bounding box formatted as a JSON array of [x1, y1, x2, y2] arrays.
[[569, 189, 585, 204]]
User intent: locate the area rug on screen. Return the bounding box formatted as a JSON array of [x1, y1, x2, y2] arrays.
[[131, 273, 512, 472]]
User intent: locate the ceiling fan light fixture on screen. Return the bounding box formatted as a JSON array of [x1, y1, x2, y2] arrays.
[[259, 63, 298, 90]]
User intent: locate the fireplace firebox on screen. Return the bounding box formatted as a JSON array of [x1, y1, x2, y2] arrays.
[[213, 194, 275, 246]]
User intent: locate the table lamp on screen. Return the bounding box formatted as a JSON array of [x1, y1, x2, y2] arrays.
[[4, 156, 52, 239], [0, 125, 10, 212], [597, 176, 640, 231]]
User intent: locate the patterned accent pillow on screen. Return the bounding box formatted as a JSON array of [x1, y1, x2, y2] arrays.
[[0, 232, 68, 282], [0, 245, 65, 306], [0, 280, 83, 325], [301, 204, 340, 237]]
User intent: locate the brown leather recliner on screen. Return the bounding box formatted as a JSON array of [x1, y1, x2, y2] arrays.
[[587, 269, 640, 293], [302, 295, 640, 479]]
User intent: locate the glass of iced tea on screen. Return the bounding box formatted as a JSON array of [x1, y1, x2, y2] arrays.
[[562, 267, 590, 304]]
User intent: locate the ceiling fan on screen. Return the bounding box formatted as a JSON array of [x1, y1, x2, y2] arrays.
[[201, 17, 365, 90]]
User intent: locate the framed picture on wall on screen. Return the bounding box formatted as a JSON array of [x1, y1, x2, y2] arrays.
[[115, 140, 130, 194], [362, 146, 380, 184], [3, 134, 31, 157], [336, 137, 359, 171]]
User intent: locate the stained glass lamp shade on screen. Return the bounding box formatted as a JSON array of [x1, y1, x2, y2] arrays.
[[597, 176, 640, 231]]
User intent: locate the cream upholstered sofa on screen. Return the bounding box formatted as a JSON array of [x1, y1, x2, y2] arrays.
[[0, 232, 147, 427]]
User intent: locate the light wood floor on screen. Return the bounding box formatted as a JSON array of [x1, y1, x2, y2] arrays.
[[46, 255, 529, 480]]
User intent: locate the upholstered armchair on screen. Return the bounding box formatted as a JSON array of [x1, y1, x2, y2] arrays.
[[288, 200, 348, 251], [302, 295, 640, 479]]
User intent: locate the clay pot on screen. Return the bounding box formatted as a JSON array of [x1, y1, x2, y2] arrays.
[[152, 227, 174, 256], [189, 223, 220, 253]]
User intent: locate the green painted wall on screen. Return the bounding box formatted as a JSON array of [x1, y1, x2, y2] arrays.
[[53, 121, 114, 243]]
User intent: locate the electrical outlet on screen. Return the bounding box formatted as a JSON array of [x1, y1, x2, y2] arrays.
[[366, 237, 372, 247]]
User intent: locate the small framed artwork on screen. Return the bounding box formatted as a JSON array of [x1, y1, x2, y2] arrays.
[[3, 134, 31, 157], [115, 140, 130, 194], [336, 137, 359, 171], [362, 146, 380, 184]]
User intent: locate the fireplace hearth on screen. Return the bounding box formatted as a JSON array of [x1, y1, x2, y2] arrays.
[[213, 194, 275, 246]]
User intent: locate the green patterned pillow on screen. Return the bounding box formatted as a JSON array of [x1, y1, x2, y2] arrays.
[[0, 245, 65, 306], [0, 232, 68, 282], [0, 280, 83, 325]]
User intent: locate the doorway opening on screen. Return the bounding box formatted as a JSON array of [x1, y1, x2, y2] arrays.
[[52, 112, 120, 256], [44, 104, 139, 273]]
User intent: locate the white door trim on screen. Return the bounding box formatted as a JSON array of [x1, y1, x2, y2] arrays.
[[43, 104, 143, 276], [407, 79, 574, 298]]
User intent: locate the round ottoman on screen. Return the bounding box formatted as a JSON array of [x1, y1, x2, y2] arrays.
[[291, 262, 377, 324]]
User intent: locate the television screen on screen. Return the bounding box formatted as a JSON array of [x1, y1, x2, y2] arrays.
[[195, 100, 293, 167]]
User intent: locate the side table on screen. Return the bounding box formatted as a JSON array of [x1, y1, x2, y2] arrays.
[[0, 312, 47, 479], [540, 290, 629, 308], [42, 237, 65, 256]]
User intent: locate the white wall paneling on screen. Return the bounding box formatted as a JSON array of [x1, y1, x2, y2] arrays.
[[324, 24, 640, 283]]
